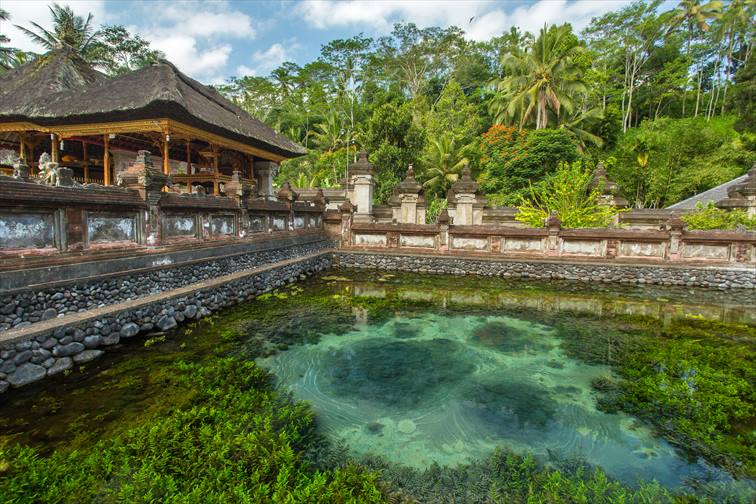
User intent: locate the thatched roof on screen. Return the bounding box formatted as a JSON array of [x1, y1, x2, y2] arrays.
[[0, 47, 105, 115], [1, 55, 305, 158]]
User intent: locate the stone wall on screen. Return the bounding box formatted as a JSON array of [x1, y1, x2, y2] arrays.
[[334, 251, 756, 289], [1, 236, 332, 331], [0, 253, 332, 393]]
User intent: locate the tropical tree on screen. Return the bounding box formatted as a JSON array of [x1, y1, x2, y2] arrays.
[[492, 24, 587, 129], [88, 25, 162, 75], [420, 134, 470, 197], [0, 8, 15, 69], [15, 3, 98, 57], [311, 111, 344, 151]]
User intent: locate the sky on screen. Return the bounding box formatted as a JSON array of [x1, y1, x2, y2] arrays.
[[1, 0, 635, 84]]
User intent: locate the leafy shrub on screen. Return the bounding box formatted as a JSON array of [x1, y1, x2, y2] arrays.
[[515, 162, 620, 228], [479, 125, 579, 205], [682, 203, 756, 231]]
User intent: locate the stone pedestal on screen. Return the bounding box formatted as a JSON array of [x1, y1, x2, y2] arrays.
[[254, 160, 278, 200], [447, 164, 483, 226], [717, 164, 756, 217], [347, 151, 375, 223], [392, 165, 426, 224]]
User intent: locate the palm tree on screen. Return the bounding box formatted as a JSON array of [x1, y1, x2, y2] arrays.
[[559, 107, 605, 151], [310, 111, 343, 151], [14, 3, 98, 57], [492, 24, 587, 129], [420, 134, 470, 197], [671, 1, 723, 116], [0, 8, 14, 69]]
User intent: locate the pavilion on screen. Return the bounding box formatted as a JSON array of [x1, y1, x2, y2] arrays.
[[0, 47, 305, 196]]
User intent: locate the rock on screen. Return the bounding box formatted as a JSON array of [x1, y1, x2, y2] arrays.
[[41, 308, 58, 320], [13, 350, 32, 365], [41, 338, 57, 350], [397, 419, 417, 434], [0, 360, 15, 374], [120, 323, 140, 338], [140, 323, 154, 332], [183, 305, 198, 319], [52, 342, 85, 357], [14, 321, 31, 329], [73, 350, 103, 364], [58, 336, 73, 345], [156, 315, 177, 331], [0, 303, 15, 315], [84, 335, 102, 348], [7, 363, 46, 387], [47, 357, 72, 376], [42, 357, 56, 368], [0, 380, 8, 393], [101, 334, 120, 346]]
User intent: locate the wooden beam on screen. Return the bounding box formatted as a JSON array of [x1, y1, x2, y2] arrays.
[[0, 117, 288, 162], [186, 141, 192, 175], [103, 134, 111, 186]]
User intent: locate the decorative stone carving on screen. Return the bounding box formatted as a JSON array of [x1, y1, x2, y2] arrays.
[[393, 164, 426, 224], [194, 185, 207, 196], [254, 160, 278, 200], [56, 167, 74, 187], [12, 160, 29, 181], [224, 170, 251, 200], [313, 188, 328, 209], [276, 181, 298, 203], [717, 163, 756, 216], [448, 164, 481, 226], [38, 153, 61, 186], [590, 163, 627, 209], [117, 150, 172, 198]]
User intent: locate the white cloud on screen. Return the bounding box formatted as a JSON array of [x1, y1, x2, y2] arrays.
[[2, 0, 107, 52], [237, 41, 299, 77], [295, 0, 633, 40], [148, 34, 232, 77]]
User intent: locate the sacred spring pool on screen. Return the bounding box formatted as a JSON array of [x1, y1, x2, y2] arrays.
[[0, 270, 754, 502]]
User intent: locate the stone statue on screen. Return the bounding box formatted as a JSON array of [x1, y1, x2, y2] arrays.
[[38, 153, 60, 186]]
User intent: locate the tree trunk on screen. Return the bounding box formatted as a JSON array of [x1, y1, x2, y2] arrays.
[[694, 70, 702, 118]]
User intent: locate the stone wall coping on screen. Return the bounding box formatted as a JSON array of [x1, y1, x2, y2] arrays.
[[0, 231, 328, 295], [0, 229, 324, 274], [0, 250, 332, 346], [159, 193, 238, 210], [450, 225, 549, 237], [682, 229, 756, 243], [351, 222, 439, 234], [336, 247, 756, 272], [0, 178, 147, 208]]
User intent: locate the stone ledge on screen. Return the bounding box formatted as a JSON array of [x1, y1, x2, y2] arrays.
[[0, 250, 332, 346]]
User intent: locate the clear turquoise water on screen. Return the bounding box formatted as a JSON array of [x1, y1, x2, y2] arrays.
[[257, 277, 753, 489]]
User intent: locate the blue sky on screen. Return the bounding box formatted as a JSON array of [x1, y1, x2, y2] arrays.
[[2, 1, 634, 84]]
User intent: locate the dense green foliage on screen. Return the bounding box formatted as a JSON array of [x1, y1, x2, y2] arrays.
[[682, 202, 756, 230], [598, 317, 756, 478], [0, 359, 383, 503], [515, 162, 620, 228]]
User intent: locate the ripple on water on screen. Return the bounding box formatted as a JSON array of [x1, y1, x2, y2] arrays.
[[256, 313, 732, 487]]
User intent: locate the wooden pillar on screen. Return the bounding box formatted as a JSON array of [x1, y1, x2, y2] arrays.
[[82, 141, 89, 182], [19, 135, 26, 161], [162, 136, 170, 175], [212, 144, 219, 195], [185, 141, 192, 174], [51, 133, 60, 163], [103, 134, 110, 186]]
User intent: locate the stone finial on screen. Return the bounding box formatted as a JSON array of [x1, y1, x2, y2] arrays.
[[56, 166, 74, 187], [546, 211, 561, 228], [397, 164, 423, 195], [276, 181, 298, 203], [117, 150, 171, 197], [347, 150, 374, 177], [451, 163, 478, 194], [717, 162, 756, 215], [224, 169, 250, 199], [313, 188, 328, 208], [12, 160, 29, 180], [666, 214, 686, 231], [339, 200, 355, 213], [437, 208, 451, 225], [590, 162, 627, 208]]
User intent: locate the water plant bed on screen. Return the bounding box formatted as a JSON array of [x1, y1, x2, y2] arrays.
[[0, 271, 753, 503]]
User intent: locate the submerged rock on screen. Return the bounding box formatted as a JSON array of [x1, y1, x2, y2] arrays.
[[8, 363, 46, 387]]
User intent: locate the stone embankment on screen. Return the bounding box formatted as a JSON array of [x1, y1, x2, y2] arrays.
[[0, 239, 329, 331], [0, 248, 331, 394], [334, 251, 756, 289]]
